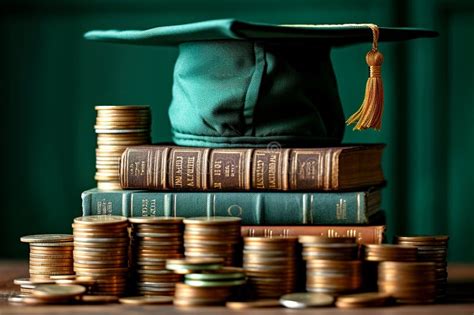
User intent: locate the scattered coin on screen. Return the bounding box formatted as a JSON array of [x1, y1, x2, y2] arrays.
[[32, 284, 86, 298], [280, 292, 334, 309], [226, 299, 281, 309], [119, 296, 173, 305], [81, 295, 119, 304], [336, 292, 391, 308]]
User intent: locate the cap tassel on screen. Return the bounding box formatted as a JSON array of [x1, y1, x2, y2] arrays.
[[346, 24, 384, 130]]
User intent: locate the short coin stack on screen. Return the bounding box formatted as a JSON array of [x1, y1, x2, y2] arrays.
[[95, 105, 151, 190], [167, 258, 243, 306], [299, 236, 361, 295], [183, 217, 242, 266], [21, 234, 74, 281], [8, 284, 86, 305], [395, 235, 449, 300], [129, 217, 184, 296], [378, 261, 437, 304], [72, 216, 129, 296], [362, 244, 418, 291], [243, 237, 297, 298]]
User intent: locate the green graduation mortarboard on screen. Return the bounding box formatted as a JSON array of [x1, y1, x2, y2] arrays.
[[85, 19, 437, 147]]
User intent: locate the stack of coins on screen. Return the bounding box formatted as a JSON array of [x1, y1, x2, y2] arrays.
[[129, 217, 184, 296], [183, 217, 242, 266], [21, 234, 74, 281], [362, 244, 418, 291], [243, 237, 297, 298], [95, 105, 151, 190], [174, 283, 233, 307], [378, 261, 437, 304], [167, 258, 242, 306], [299, 236, 358, 260], [305, 260, 362, 295], [395, 235, 449, 299], [72, 216, 129, 296], [299, 236, 361, 295]]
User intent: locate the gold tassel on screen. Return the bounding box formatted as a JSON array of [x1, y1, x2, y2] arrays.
[[346, 24, 384, 130]]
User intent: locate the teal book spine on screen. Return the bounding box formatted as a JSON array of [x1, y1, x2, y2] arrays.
[[81, 188, 380, 225]]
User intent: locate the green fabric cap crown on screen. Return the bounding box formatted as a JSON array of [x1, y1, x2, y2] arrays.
[[85, 19, 437, 147]]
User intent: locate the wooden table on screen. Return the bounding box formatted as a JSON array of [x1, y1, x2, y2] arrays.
[[0, 260, 473, 314]]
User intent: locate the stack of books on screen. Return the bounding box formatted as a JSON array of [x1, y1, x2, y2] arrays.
[[82, 143, 386, 244]]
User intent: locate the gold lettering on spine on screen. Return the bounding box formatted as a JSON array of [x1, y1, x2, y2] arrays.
[[97, 200, 112, 215], [186, 156, 195, 187], [336, 199, 347, 220], [268, 154, 278, 189], [255, 159, 265, 189], [174, 156, 183, 188]]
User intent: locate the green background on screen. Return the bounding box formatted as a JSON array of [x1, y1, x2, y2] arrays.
[[1, 0, 473, 262]]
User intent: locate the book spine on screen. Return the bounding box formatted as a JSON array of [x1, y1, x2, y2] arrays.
[[121, 146, 355, 191], [241, 225, 385, 244], [82, 189, 375, 225], [81, 189, 141, 217]]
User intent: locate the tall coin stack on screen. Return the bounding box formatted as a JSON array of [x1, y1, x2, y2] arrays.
[[299, 236, 361, 295], [395, 235, 449, 300], [95, 105, 151, 191], [21, 234, 74, 281], [243, 237, 297, 298], [72, 216, 129, 296], [378, 262, 437, 304], [183, 217, 242, 266], [129, 217, 184, 296]]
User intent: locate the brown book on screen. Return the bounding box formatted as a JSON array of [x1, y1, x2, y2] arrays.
[[241, 225, 385, 245], [120, 144, 385, 191]]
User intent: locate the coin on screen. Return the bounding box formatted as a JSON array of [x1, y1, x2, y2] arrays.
[[279, 292, 334, 308], [14, 278, 56, 285], [32, 284, 86, 298], [118, 296, 172, 305], [74, 215, 128, 225], [21, 234, 74, 243], [226, 300, 281, 309], [81, 295, 119, 304]]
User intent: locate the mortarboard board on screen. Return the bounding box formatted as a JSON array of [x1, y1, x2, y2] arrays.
[[85, 19, 437, 148]]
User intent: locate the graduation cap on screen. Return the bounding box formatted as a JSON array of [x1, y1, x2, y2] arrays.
[[85, 19, 437, 147]]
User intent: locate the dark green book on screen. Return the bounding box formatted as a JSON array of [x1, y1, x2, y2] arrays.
[[81, 188, 381, 225]]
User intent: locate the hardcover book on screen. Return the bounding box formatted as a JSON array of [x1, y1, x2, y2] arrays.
[[82, 188, 381, 225], [120, 144, 385, 191]]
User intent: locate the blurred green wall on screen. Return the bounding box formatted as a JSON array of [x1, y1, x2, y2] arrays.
[[1, 0, 473, 262]]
